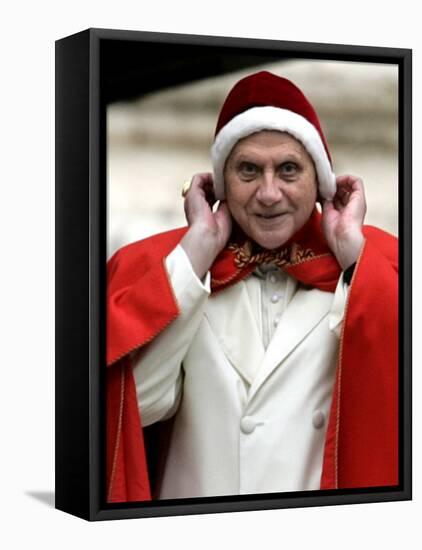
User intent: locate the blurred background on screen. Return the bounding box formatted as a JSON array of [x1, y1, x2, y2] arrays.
[[107, 59, 398, 258]]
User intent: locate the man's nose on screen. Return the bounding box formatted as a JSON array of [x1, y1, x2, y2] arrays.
[[256, 172, 283, 205]]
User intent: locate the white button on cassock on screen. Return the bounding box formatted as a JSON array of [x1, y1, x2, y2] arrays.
[[240, 416, 257, 434], [270, 293, 280, 303], [312, 410, 325, 429]]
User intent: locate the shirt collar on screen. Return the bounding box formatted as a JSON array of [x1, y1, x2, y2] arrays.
[[253, 263, 281, 279]]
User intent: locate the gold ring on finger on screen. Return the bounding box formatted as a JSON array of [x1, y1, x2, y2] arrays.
[[181, 179, 192, 198]]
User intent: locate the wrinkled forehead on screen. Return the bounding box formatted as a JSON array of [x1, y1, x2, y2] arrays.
[[225, 130, 315, 167]]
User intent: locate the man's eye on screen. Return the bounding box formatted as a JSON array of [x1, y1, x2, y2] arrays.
[[280, 162, 298, 176], [239, 162, 258, 176]]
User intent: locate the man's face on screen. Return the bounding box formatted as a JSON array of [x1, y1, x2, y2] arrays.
[[224, 130, 317, 250]]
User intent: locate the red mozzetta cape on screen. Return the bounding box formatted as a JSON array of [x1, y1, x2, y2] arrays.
[[105, 210, 398, 503]]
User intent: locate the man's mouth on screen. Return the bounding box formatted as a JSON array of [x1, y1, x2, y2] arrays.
[[256, 213, 285, 219]]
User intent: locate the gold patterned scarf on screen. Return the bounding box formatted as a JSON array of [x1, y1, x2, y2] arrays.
[[210, 207, 342, 293]]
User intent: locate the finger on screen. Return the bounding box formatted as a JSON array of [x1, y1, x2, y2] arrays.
[[204, 185, 217, 208], [190, 173, 216, 207], [335, 176, 365, 207], [336, 175, 364, 194], [333, 190, 350, 210], [333, 197, 344, 211], [329, 185, 346, 208], [190, 172, 214, 192], [336, 174, 360, 185], [336, 187, 352, 207]]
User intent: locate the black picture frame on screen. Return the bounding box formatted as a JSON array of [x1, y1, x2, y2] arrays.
[[55, 27, 412, 522]]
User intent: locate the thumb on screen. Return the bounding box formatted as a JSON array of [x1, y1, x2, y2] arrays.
[[322, 199, 335, 216], [215, 200, 230, 218], [215, 201, 232, 230]]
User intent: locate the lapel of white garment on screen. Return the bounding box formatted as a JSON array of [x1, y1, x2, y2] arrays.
[[248, 278, 334, 401], [205, 280, 265, 385]]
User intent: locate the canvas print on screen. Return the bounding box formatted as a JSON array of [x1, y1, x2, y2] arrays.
[[105, 53, 399, 505]]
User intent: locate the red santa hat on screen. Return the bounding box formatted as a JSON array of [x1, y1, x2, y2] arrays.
[[211, 71, 336, 200]]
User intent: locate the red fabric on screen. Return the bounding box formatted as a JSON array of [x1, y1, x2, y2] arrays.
[[106, 228, 187, 366], [106, 228, 186, 502], [321, 230, 398, 488], [106, 356, 151, 502], [105, 211, 398, 502], [214, 71, 332, 164]]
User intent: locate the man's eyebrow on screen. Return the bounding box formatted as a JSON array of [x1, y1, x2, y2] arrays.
[[232, 151, 304, 163], [231, 152, 261, 162]]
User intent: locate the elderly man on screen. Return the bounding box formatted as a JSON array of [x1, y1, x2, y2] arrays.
[[106, 71, 398, 503]]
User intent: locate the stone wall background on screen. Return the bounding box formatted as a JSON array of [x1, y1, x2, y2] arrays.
[[107, 60, 398, 258]]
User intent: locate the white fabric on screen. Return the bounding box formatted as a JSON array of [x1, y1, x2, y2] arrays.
[[250, 264, 298, 350], [131, 244, 348, 499], [211, 106, 336, 201]]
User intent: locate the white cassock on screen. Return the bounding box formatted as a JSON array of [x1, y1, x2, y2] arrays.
[[131, 244, 348, 499]]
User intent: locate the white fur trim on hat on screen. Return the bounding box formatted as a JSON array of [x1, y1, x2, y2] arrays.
[[211, 106, 336, 200]]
